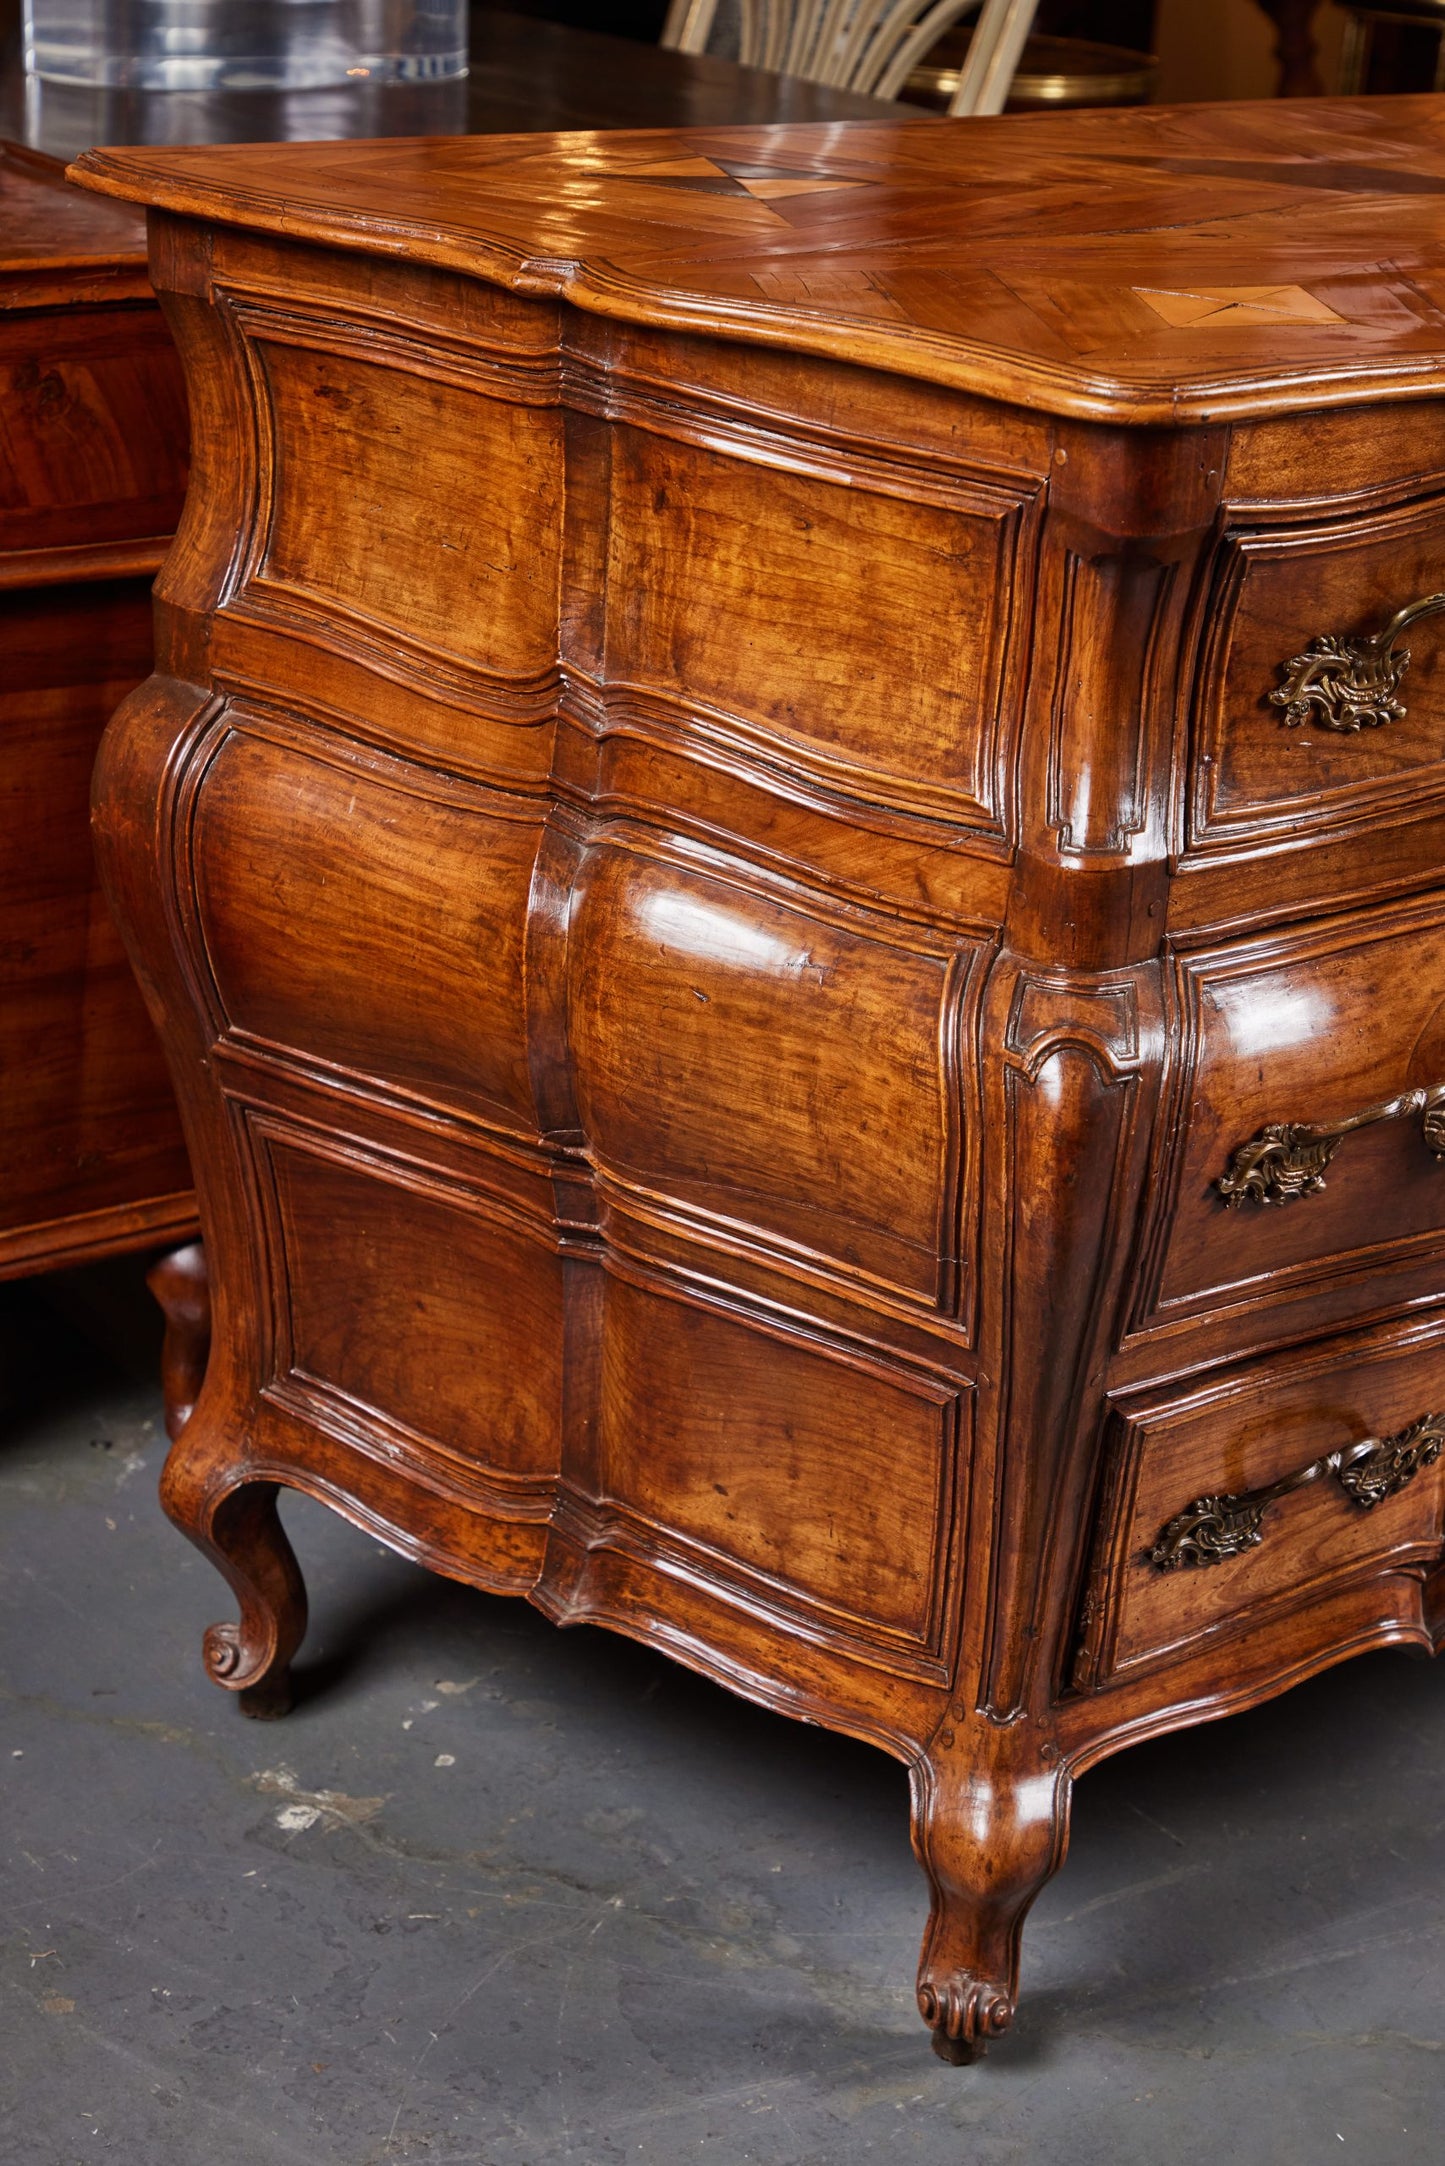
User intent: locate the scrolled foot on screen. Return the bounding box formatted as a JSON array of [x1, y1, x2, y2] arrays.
[[930, 2028, 980, 2068], [203, 1620, 295, 1718], [918, 1973, 1015, 2062], [161, 1465, 307, 1717], [909, 1727, 1071, 2065]]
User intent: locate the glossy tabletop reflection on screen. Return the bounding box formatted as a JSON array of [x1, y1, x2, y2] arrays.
[[72, 93, 1445, 421]]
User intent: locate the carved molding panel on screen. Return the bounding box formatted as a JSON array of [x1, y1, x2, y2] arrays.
[[602, 422, 1032, 832], [249, 1113, 969, 1680], [1076, 1320, 1445, 1686], [1131, 893, 1445, 1337], [185, 705, 548, 1139], [568, 836, 985, 1320], [1188, 486, 1445, 856], [1150, 1409, 1445, 1568], [1217, 1084, 1445, 1208], [234, 306, 566, 715], [1046, 548, 1174, 857]]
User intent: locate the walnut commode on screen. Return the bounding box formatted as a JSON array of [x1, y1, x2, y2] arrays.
[[73, 98, 1445, 2059]]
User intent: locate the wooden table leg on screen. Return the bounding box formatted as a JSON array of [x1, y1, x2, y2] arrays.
[[149, 1239, 304, 1720], [1252, 0, 1326, 96], [146, 1240, 211, 1441]]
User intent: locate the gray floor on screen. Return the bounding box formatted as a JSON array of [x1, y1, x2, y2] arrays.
[[3, 1269, 1445, 2166]]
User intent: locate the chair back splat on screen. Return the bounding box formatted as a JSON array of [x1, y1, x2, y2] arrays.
[[660, 0, 1041, 113]]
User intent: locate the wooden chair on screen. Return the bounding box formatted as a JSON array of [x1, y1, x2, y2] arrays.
[[660, 0, 1041, 114]]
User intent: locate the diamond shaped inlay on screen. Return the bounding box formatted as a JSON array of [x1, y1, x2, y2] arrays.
[[1133, 283, 1345, 328], [610, 157, 866, 205]]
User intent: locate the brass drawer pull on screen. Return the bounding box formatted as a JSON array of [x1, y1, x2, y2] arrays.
[[1150, 1410, 1445, 1570], [1218, 1083, 1445, 1207], [1273, 590, 1445, 732]]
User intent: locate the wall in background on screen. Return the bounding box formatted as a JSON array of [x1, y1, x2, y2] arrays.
[[502, 0, 669, 37]]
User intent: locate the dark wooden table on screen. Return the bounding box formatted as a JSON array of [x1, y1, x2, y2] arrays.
[[0, 4, 905, 161]]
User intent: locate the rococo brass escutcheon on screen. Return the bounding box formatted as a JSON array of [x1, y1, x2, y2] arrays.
[[1149, 1411, 1445, 1569], [1272, 590, 1445, 731], [1217, 1083, 1445, 1207]]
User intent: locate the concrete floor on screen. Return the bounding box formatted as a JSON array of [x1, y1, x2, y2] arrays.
[[3, 1268, 1445, 2166]]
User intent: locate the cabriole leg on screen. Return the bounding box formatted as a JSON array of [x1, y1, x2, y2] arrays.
[[160, 1457, 307, 1719], [146, 1240, 212, 1441], [911, 1728, 1071, 2063]]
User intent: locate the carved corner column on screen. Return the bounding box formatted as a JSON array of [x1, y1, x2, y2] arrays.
[[92, 213, 310, 1719], [970, 420, 1224, 1721], [972, 952, 1164, 1727], [910, 947, 1164, 2058], [910, 424, 1223, 2059]]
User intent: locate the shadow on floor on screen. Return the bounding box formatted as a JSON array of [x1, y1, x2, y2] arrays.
[[3, 1262, 1442, 2164]]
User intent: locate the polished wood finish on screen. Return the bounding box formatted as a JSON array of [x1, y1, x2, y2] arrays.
[[0, 143, 194, 1278], [147, 1240, 211, 1440], [70, 102, 1445, 423], [74, 95, 1445, 2060], [0, 14, 901, 1286]]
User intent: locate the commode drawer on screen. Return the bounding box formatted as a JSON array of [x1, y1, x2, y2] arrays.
[[1077, 1320, 1445, 1685], [1140, 892, 1445, 1332], [1189, 486, 1445, 854]]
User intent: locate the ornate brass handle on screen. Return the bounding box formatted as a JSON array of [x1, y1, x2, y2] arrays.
[[1150, 1410, 1445, 1570], [1272, 591, 1445, 732], [1217, 1083, 1445, 1207]]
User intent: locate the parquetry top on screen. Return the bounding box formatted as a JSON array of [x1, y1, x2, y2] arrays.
[[71, 96, 1445, 423]]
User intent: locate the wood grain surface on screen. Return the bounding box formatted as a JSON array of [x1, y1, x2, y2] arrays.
[[72, 94, 1445, 420], [73, 97, 1445, 2062], [0, 144, 195, 1283]]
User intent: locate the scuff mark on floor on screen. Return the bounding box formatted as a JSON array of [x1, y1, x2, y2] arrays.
[[251, 1765, 387, 1834]]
